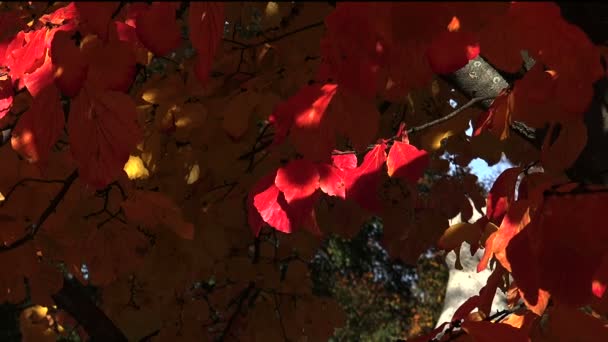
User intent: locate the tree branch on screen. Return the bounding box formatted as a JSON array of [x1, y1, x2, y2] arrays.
[[52, 276, 128, 342]]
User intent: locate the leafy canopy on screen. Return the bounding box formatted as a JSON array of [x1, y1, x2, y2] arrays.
[[0, 1, 607, 341]]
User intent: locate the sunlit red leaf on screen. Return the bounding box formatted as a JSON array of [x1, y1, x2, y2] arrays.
[[332, 153, 357, 170], [317, 163, 346, 199], [68, 87, 142, 188], [248, 172, 276, 237], [386, 140, 429, 184], [270, 83, 338, 161], [345, 142, 387, 212], [275, 159, 320, 203], [188, 2, 225, 85], [11, 85, 64, 164], [136, 2, 181, 56], [5, 29, 47, 80], [252, 173, 318, 235], [592, 254, 608, 299]]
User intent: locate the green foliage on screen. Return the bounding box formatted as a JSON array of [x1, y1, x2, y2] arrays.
[[310, 218, 449, 340]]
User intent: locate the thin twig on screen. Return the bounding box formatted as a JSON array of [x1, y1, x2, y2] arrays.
[[406, 96, 495, 135], [331, 96, 495, 156], [216, 282, 255, 342], [0, 169, 78, 252]]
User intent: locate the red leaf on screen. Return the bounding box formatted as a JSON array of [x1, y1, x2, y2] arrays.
[[81, 36, 136, 92], [248, 172, 276, 237], [74, 2, 118, 41], [136, 2, 181, 56], [22, 50, 54, 97], [320, 3, 385, 98], [486, 167, 521, 224], [592, 254, 608, 299], [427, 30, 480, 75], [508, 191, 608, 308], [291, 84, 339, 161], [39, 3, 78, 27], [318, 163, 346, 199], [68, 88, 142, 188], [386, 140, 429, 184], [345, 142, 387, 212], [332, 153, 357, 170], [11, 85, 64, 164], [275, 159, 320, 203], [50, 30, 87, 97], [333, 89, 380, 151], [6, 29, 47, 80], [251, 167, 321, 235], [188, 2, 225, 86]]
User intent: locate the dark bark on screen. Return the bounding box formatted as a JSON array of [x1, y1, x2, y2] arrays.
[[52, 276, 128, 342]]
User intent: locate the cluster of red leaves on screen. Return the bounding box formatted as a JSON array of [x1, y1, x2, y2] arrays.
[[248, 138, 429, 237], [1, 2, 224, 188], [248, 83, 429, 236]]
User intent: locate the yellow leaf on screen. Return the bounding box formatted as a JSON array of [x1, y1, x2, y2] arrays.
[[20, 305, 56, 342], [263, 2, 282, 29], [438, 222, 480, 251], [141, 73, 185, 105], [221, 91, 258, 140], [123, 155, 150, 180]]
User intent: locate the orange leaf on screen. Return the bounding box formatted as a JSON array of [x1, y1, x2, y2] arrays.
[[122, 190, 194, 240]]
